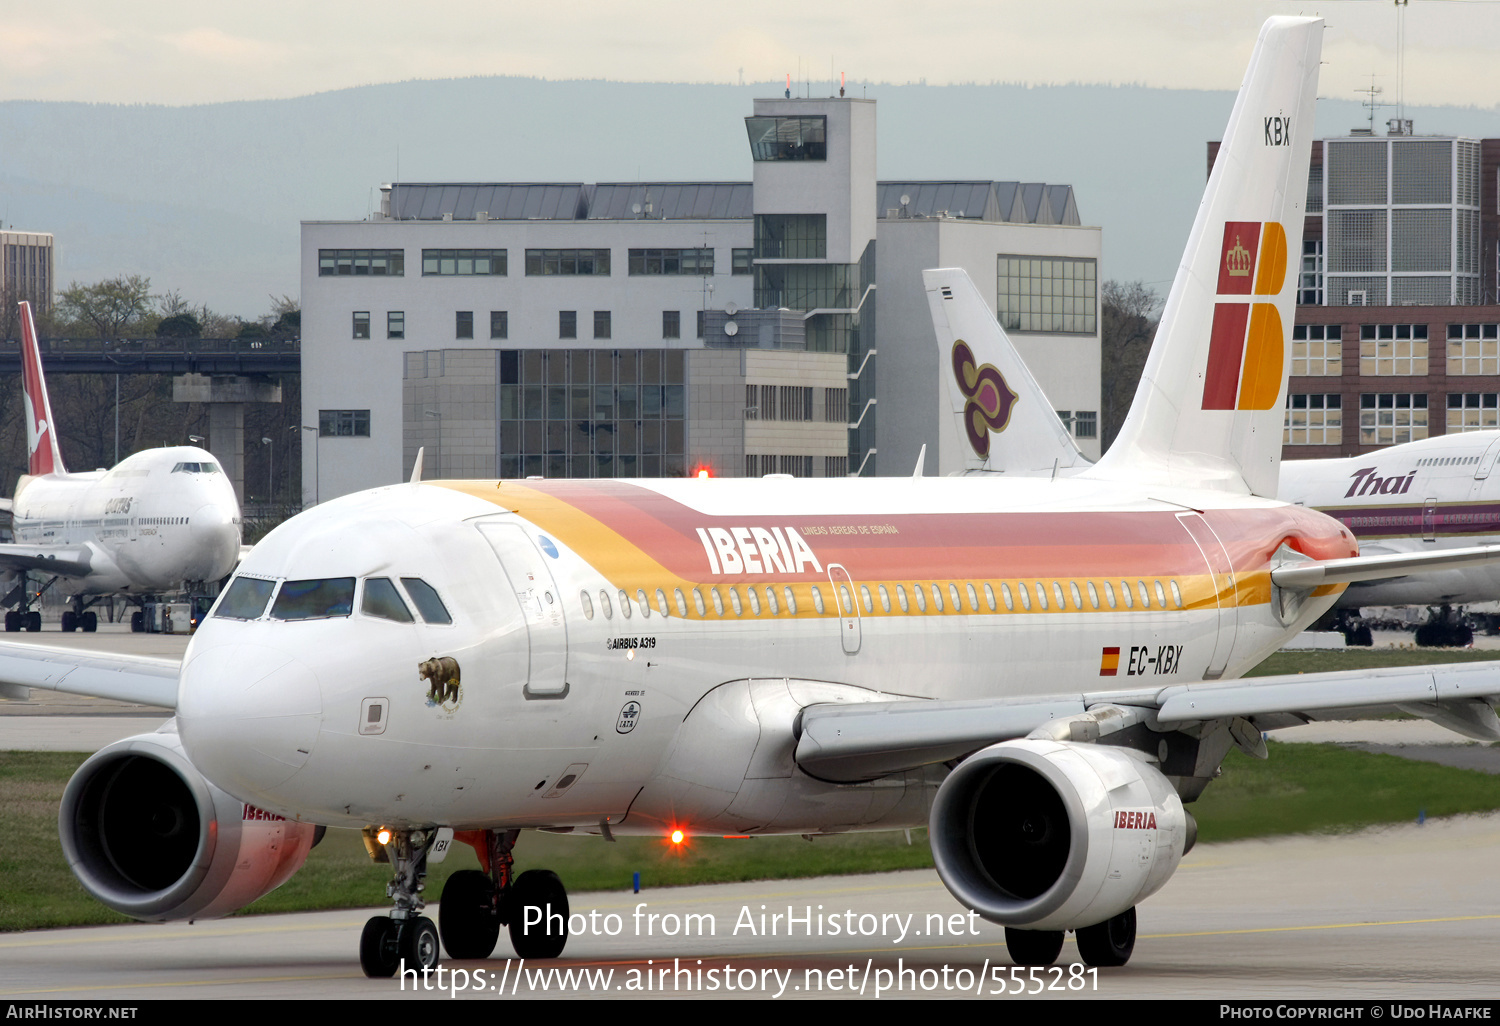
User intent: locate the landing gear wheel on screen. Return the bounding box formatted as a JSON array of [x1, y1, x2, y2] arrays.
[[1352, 625, 1373, 647], [1004, 927, 1064, 966], [1454, 624, 1474, 647], [131, 611, 144, 633], [1075, 907, 1136, 967], [82, 611, 97, 632], [61, 611, 76, 633], [400, 916, 441, 973], [440, 869, 502, 959], [26, 611, 41, 632], [360, 916, 401, 978], [5, 611, 19, 632], [506, 869, 569, 959]]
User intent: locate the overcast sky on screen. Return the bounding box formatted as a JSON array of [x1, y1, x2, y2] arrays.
[[4, 0, 1499, 110]]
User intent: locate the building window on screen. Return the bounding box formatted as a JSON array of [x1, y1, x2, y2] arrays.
[[1072, 410, 1097, 439], [490, 311, 508, 340], [1447, 323, 1500, 375], [696, 311, 706, 339], [560, 311, 577, 339], [525, 249, 610, 275], [825, 456, 848, 477], [628, 249, 714, 275], [778, 386, 813, 422], [593, 311, 611, 340], [1299, 239, 1324, 305], [421, 249, 506, 275], [1359, 393, 1428, 446], [824, 387, 847, 423], [319, 249, 404, 276], [1285, 394, 1342, 445], [732, 248, 754, 275], [997, 256, 1097, 334], [1448, 393, 1500, 432], [456, 311, 474, 339], [779, 455, 814, 477], [754, 214, 827, 260], [352, 312, 370, 339], [387, 311, 405, 339], [1291, 325, 1342, 376], [319, 409, 370, 437], [1359, 324, 1428, 375], [662, 311, 680, 339], [744, 115, 827, 161], [497, 348, 687, 479]]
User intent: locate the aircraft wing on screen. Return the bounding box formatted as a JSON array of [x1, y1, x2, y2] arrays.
[[1271, 544, 1500, 588], [0, 642, 179, 708], [795, 660, 1500, 782], [0, 543, 94, 578]]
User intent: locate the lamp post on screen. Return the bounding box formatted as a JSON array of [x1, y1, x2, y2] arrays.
[[298, 424, 319, 506], [424, 408, 442, 479], [261, 437, 273, 505]]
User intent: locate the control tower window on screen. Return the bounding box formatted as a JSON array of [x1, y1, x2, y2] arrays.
[[744, 116, 827, 161]]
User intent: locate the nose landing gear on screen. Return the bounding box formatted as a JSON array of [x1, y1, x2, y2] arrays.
[[358, 828, 442, 979]]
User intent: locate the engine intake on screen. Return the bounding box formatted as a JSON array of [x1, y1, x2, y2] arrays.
[[60, 728, 317, 921], [930, 738, 1187, 931]]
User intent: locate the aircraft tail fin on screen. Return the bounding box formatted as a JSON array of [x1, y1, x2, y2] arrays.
[[1088, 17, 1322, 497], [923, 267, 1089, 475], [409, 447, 425, 484], [18, 302, 66, 477]]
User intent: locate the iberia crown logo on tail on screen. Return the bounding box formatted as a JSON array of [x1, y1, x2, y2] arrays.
[[1201, 221, 1287, 411]]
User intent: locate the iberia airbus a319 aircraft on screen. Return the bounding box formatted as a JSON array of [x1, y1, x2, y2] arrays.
[[12, 17, 1500, 977], [0, 302, 241, 632]]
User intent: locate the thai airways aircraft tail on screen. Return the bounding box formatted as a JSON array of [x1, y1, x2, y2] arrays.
[[1088, 16, 1322, 498], [923, 267, 1089, 475], [18, 302, 66, 477]]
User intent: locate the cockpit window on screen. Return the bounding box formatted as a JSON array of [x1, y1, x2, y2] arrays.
[[362, 577, 413, 623], [213, 576, 275, 620], [172, 461, 221, 474], [400, 577, 452, 624], [271, 578, 356, 620]]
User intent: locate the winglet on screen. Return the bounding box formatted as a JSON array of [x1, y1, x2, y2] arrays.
[[409, 447, 425, 484], [18, 302, 66, 477], [912, 444, 927, 478]]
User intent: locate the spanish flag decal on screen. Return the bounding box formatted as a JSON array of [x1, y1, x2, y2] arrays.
[[1202, 221, 1287, 411], [1099, 646, 1121, 676]]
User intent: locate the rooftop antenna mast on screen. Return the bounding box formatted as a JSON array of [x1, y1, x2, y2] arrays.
[[1357, 75, 1392, 134], [1395, 0, 1408, 123]]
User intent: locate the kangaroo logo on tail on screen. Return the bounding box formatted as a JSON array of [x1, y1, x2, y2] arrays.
[[18, 302, 65, 477]]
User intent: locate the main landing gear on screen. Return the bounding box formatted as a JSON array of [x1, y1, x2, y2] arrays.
[[359, 828, 572, 978], [1003, 907, 1137, 968], [1414, 604, 1473, 648], [61, 597, 101, 633]]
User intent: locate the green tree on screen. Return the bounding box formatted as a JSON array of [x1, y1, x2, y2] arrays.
[[1100, 280, 1160, 453], [156, 312, 202, 338], [56, 276, 154, 339]]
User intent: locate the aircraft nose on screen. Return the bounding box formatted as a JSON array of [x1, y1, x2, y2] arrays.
[[190, 504, 243, 576], [177, 642, 322, 802]]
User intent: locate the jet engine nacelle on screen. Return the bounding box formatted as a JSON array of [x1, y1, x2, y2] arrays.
[[929, 738, 1187, 932], [59, 727, 318, 922]]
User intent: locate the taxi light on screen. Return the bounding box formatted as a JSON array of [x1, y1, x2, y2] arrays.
[[670, 829, 684, 845], [697, 469, 710, 479], [377, 828, 392, 846]]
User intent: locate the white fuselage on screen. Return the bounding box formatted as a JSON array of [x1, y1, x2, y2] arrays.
[[174, 474, 1354, 838], [1281, 431, 1500, 606], [11, 446, 242, 595]]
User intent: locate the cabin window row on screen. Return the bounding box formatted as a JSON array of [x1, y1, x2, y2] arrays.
[[577, 577, 1186, 621]]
